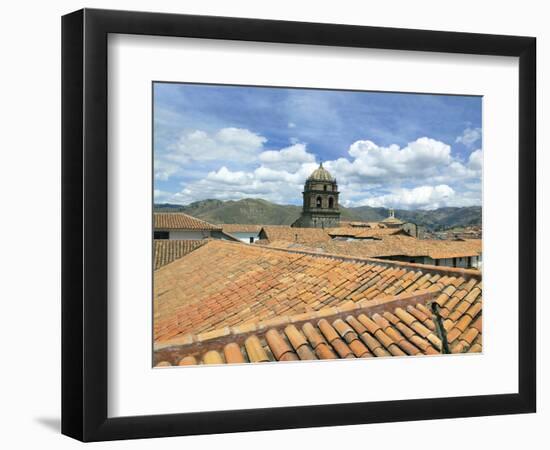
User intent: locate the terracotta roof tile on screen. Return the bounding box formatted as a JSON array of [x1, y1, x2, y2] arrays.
[[154, 239, 207, 270], [472, 316, 482, 333], [455, 315, 474, 332], [244, 335, 270, 363], [295, 344, 317, 360], [346, 315, 368, 335], [154, 213, 222, 230], [153, 240, 482, 366], [353, 330, 389, 357], [265, 329, 295, 361], [331, 339, 355, 358], [260, 226, 332, 245], [446, 327, 462, 343], [357, 314, 382, 335], [279, 351, 300, 362], [302, 322, 328, 349], [464, 287, 482, 303], [465, 302, 482, 318], [327, 227, 406, 239], [394, 308, 417, 327], [461, 328, 480, 345], [203, 350, 224, 365], [315, 343, 338, 359], [470, 343, 482, 353], [224, 343, 246, 364], [221, 224, 263, 233], [406, 305, 434, 329], [268, 235, 482, 260], [349, 339, 371, 357], [425, 332, 442, 350], [332, 318, 355, 340], [318, 319, 341, 343], [284, 324, 308, 349]]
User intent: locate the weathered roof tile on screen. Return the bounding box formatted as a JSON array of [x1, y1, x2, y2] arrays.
[[154, 240, 482, 367], [154, 213, 222, 230]]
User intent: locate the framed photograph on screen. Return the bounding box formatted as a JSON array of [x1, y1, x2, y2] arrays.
[[61, 8, 536, 441]]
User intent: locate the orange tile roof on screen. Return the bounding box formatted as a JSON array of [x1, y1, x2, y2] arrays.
[[259, 226, 332, 244], [221, 224, 263, 233], [154, 240, 481, 350], [154, 280, 482, 366], [154, 239, 207, 270], [327, 227, 407, 239], [342, 221, 388, 229], [269, 236, 482, 260], [154, 213, 222, 230]]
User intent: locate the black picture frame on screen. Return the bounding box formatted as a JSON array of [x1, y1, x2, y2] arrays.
[[61, 8, 536, 442]]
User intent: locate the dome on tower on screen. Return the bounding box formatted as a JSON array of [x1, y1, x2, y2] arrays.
[[307, 163, 335, 182]]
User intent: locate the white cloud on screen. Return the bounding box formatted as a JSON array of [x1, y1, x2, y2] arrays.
[[456, 127, 482, 147], [154, 159, 179, 181], [325, 137, 476, 187], [288, 122, 296, 128], [352, 184, 465, 210], [259, 143, 316, 171], [163, 127, 266, 166], [157, 134, 482, 209], [153, 189, 174, 203], [468, 148, 482, 170], [205, 166, 253, 185]]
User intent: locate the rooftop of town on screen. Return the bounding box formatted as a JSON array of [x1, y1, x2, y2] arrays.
[[154, 240, 482, 366]]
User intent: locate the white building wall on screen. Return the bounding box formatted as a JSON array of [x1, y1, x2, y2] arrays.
[[230, 232, 260, 243], [424, 255, 481, 269], [381, 255, 482, 269]]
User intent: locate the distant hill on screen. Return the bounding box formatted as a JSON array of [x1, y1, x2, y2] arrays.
[[154, 199, 481, 230], [351, 206, 482, 230]]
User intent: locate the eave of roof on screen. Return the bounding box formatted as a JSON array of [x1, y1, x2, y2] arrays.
[[154, 212, 222, 230], [155, 278, 482, 366], [221, 224, 263, 233], [268, 236, 482, 260]]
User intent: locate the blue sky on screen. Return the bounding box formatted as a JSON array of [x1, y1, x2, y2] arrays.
[[154, 82, 482, 210]]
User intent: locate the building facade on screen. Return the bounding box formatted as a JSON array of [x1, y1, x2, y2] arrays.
[[292, 163, 341, 229]]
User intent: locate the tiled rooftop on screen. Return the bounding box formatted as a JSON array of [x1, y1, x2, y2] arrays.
[[154, 240, 482, 364], [259, 226, 332, 244], [327, 227, 408, 239], [154, 280, 482, 366], [154, 212, 222, 230], [267, 235, 482, 260], [346, 221, 388, 228], [154, 239, 207, 270], [221, 224, 263, 233]]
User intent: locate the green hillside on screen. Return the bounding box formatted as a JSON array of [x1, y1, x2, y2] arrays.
[[154, 199, 481, 230], [351, 206, 482, 230]]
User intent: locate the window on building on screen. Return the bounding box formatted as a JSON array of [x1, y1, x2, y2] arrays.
[[453, 257, 457, 267], [323, 185, 327, 191], [316, 196, 322, 208], [328, 197, 334, 208], [249, 237, 254, 243], [154, 231, 169, 240]]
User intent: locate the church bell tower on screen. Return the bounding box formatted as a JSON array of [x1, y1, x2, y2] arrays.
[[291, 163, 341, 228]]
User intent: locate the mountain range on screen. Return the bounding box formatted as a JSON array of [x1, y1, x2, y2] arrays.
[[154, 198, 481, 230]]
